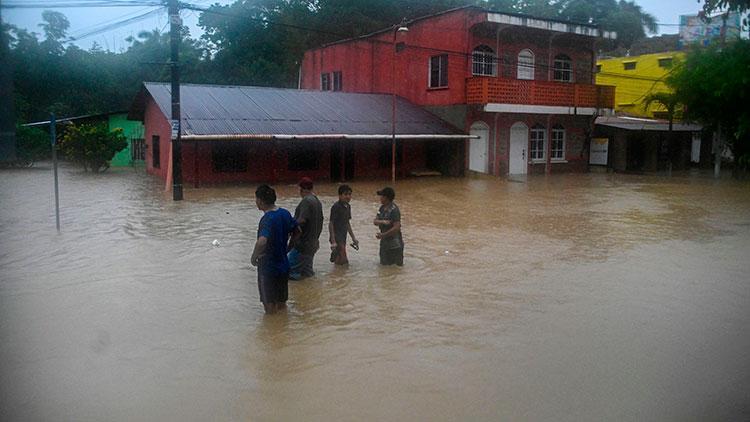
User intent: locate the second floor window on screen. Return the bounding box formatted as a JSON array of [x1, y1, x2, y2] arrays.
[[530, 126, 546, 161], [333, 71, 342, 91], [429, 54, 448, 88], [321, 73, 331, 90], [553, 54, 572, 82], [517, 49, 535, 80], [472, 45, 496, 76], [551, 126, 565, 160]]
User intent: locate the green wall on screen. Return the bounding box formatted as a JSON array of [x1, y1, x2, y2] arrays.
[[108, 113, 144, 167]]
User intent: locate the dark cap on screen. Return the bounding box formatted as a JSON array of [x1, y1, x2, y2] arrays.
[[298, 177, 314, 190], [376, 187, 395, 200]]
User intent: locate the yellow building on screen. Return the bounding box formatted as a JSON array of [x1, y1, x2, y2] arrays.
[[596, 52, 685, 119]]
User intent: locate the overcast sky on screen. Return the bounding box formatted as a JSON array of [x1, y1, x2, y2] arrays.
[[2, 0, 715, 52]]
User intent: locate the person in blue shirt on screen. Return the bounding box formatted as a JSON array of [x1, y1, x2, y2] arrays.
[[251, 184, 299, 314]]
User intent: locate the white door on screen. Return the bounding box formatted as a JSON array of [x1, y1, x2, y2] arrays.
[[691, 132, 701, 163], [509, 122, 528, 175], [469, 123, 489, 173]]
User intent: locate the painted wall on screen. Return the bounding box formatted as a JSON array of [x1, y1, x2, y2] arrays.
[[108, 113, 144, 166], [144, 95, 171, 180], [596, 52, 685, 118], [468, 110, 591, 176]]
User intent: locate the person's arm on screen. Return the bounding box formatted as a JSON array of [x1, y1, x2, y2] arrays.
[[375, 221, 400, 239], [251, 236, 267, 266], [347, 221, 358, 245], [329, 220, 336, 247], [288, 226, 301, 252]]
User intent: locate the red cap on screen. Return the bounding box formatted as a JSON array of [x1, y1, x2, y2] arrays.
[[298, 177, 314, 190]]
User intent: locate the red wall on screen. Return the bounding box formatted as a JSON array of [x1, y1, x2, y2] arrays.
[[467, 110, 591, 176], [301, 8, 597, 107], [144, 95, 171, 180]]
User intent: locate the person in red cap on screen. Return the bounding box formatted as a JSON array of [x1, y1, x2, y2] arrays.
[[373, 186, 403, 266], [288, 177, 324, 280]]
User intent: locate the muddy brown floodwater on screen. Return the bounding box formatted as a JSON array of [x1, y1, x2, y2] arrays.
[[1, 163, 749, 421]]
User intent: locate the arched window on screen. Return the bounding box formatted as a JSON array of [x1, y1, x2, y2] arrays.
[[530, 124, 546, 161], [517, 49, 535, 80], [551, 125, 565, 160], [553, 54, 572, 82], [472, 45, 496, 76]]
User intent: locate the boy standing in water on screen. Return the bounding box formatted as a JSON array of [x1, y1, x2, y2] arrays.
[[329, 185, 359, 265], [251, 184, 299, 314], [373, 187, 403, 266]]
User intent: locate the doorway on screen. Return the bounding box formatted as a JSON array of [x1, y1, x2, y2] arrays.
[[469, 122, 489, 173], [509, 122, 528, 175]]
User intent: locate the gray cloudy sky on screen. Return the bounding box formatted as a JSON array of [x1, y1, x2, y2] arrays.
[[2, 0, 711, 51]]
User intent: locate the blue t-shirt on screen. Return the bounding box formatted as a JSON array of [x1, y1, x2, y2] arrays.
[[257, 208, 298, 276]]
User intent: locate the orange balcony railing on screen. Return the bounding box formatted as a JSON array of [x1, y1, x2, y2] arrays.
[[466, 77, 615, 109]]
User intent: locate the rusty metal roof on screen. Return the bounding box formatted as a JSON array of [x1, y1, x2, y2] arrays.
[[131, 82, 466, 138], [596, 116, 702, 132]]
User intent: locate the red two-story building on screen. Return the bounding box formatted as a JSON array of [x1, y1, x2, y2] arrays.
[[301, 6, 616, 175]]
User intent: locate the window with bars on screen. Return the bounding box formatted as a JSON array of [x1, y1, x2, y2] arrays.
[[212, 142, 248, 173], [472, 45, 496, 76], [553, 54, 572, 82], [517, 49, 535, 80], [530, 126, 546, 161], [152, 135, 160, 168], [333, 71, 342, 91], [429, 54, 448, 88], [321, 73, 331, 90], [551, 127, 565, 160]]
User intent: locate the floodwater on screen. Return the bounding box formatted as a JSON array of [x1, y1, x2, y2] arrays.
[[1, 163, 749, 421]]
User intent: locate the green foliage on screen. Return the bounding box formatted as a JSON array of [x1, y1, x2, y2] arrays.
[[60, 123, 127, 172], [4, 2, 660, 124], [15, 125, 51, 162], [668, 40, 750, 170]]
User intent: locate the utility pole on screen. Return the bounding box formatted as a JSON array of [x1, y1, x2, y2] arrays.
[[169, 0, 183, 200]]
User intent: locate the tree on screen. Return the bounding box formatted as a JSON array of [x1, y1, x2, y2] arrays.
[[15, 125, 51, 164], [668, 40, 750, 173], [60, 123, 127, 172], [643, 92, 683, 173]]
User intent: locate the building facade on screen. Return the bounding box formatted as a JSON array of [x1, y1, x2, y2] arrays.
[[301, 6, 616, 176], [596, 52, 685, 119], [129, 83, 469, 185]]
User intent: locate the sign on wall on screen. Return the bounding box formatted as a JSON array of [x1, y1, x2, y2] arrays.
[[679, 13, 742, 46], [589, 137, 609, 165]]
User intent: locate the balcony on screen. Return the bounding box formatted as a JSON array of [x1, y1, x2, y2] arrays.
[[466, 77, 615, 110]]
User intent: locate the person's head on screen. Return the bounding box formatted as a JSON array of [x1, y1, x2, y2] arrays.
[[338, 184, 352, 203], [376, 187, 395, 205], [298, 177, 314, 197], [255, 184, 276, 210]]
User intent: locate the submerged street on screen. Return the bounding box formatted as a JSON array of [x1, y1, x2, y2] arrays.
[[1, 164, 749, 421]]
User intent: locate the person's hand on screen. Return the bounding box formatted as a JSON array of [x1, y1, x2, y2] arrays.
[[375, 233, 383, 240], [251, 255, 259, 267], [352, 238, 359, 247], [330, 242, 337, 250]]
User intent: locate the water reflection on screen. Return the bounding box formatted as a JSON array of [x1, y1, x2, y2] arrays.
[[1, 163, 749, 421]]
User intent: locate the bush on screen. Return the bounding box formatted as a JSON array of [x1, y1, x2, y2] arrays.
[[16, 125, 51, 163], [60, 123, 127, 172]]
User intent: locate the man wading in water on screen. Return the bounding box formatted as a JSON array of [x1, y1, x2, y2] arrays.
[[288, 177, 324, 280], [329, 184, 359, 265], [373, 187, 403, 266], [251, 185, 299, 314]]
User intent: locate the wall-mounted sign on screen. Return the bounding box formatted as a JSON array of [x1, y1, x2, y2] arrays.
[[589, 137, 608, 165], [171, 120, 179, 140]]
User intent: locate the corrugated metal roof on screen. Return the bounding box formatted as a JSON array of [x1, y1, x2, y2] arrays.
[[596, 116, 702, 132], [139, 82, 465, 138]]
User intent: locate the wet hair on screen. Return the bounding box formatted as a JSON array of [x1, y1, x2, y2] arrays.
[[255, 184, 276, 205], [338, 184, 352, 195]]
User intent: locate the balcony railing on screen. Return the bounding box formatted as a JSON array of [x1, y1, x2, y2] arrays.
[[466, 77, 615, 109]]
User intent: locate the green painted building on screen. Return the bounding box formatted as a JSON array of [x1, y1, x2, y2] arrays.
[[108, 113, 145, 167]]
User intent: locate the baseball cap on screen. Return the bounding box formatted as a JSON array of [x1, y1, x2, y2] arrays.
[[376, 187, 395, 200], [298, 177, 314, 190]]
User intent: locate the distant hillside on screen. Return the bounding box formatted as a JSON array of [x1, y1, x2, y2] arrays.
[[601, 34, 681, 57]]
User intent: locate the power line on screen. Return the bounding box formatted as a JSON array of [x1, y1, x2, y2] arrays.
[[2, 1, 162, 9]]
